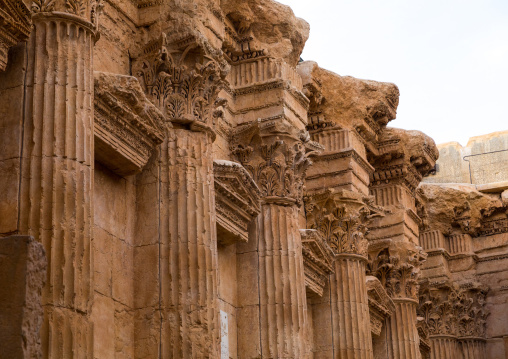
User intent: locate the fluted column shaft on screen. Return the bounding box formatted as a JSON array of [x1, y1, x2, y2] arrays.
[[19, 13, 95, 358], [386, 300, 421, 359], [159, 129, 220, 358], [331, 254, 373, 359], [429, 336, 460, 359], [460, 338, 486, 359], [257, 203, 308, 358]]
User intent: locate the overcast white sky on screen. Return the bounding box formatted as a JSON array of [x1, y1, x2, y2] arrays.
[[276, 0, 508, 146]]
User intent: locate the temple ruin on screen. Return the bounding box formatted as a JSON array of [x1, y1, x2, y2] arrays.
[[0, 0, 507, 358]]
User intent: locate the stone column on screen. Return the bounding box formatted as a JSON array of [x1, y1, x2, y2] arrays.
[[232, 121, 312, 358], [429, 336, 461, 359], [19, 3, 100, 357], [460, 339, 486, 359], [159, 129, 220, 358], [133, 36, 226, 358], [458, 288, 489, 359], [386, 299, 421, 359], [257, 202, 308, 358], [418, 282, 489, 359], [370, 242, 426, 359], [306, 190, 373, 359]]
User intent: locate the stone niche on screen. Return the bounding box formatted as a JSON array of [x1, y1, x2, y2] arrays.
[[94, 72, 165, 177], [366, 275, 394, 337], [300, 229, 335, 297], [0, 0, 31, 71], [214, 160, 262, 244]]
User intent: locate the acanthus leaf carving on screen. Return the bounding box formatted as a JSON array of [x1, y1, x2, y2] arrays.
[[305, 189, 371, 257], [417, 282, 489, 338], [31, 0, 103, 27], [369, 243, 427, 300], [134, 34, 228, 139], [230, 120, 316, 205]]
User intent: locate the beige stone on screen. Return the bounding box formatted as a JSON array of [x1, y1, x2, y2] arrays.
[[0, 0, 507, 358]]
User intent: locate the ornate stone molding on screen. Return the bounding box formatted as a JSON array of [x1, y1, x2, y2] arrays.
[[300, 229, 334, 297], [480, 216, 508, 236], [214, 160, 262, 244], [366, 275, 395, 336], [305, 189, 372, 257], [417, 282, 489, 339], [369, 129, 438, 195], [223, 14, 267, 63], [0, 0, 31, 71], [368, 240, 427, 301], [230, 119, 320, 205], [94, 71, 165, 176], [133, 34, 228, 140], [30, 0, 103, 28]]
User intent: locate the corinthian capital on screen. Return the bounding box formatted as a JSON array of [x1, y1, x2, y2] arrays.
[[417, 282, 489, 338], [304, 189, 371, 257], [368, 241, 427, 301], [133, 34, 228, 139], [230, 119, 321, 205]]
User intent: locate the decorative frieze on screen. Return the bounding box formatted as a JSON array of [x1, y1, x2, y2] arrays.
[[480, 216, 508, 236], [214, 160, 261, 244], [94, 72, 165, 176], [0, 0, 31, 71]]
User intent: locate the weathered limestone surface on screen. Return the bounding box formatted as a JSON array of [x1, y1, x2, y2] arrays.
[[1, 0, 507, 358], [424, 131, 508, 185], [0, 236, 46, 359]]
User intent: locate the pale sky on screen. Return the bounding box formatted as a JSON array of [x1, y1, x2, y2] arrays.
[[276, 0, 508, 146]]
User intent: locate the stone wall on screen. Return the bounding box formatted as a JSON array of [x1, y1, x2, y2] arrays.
[[424, 131, 508, 185]]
